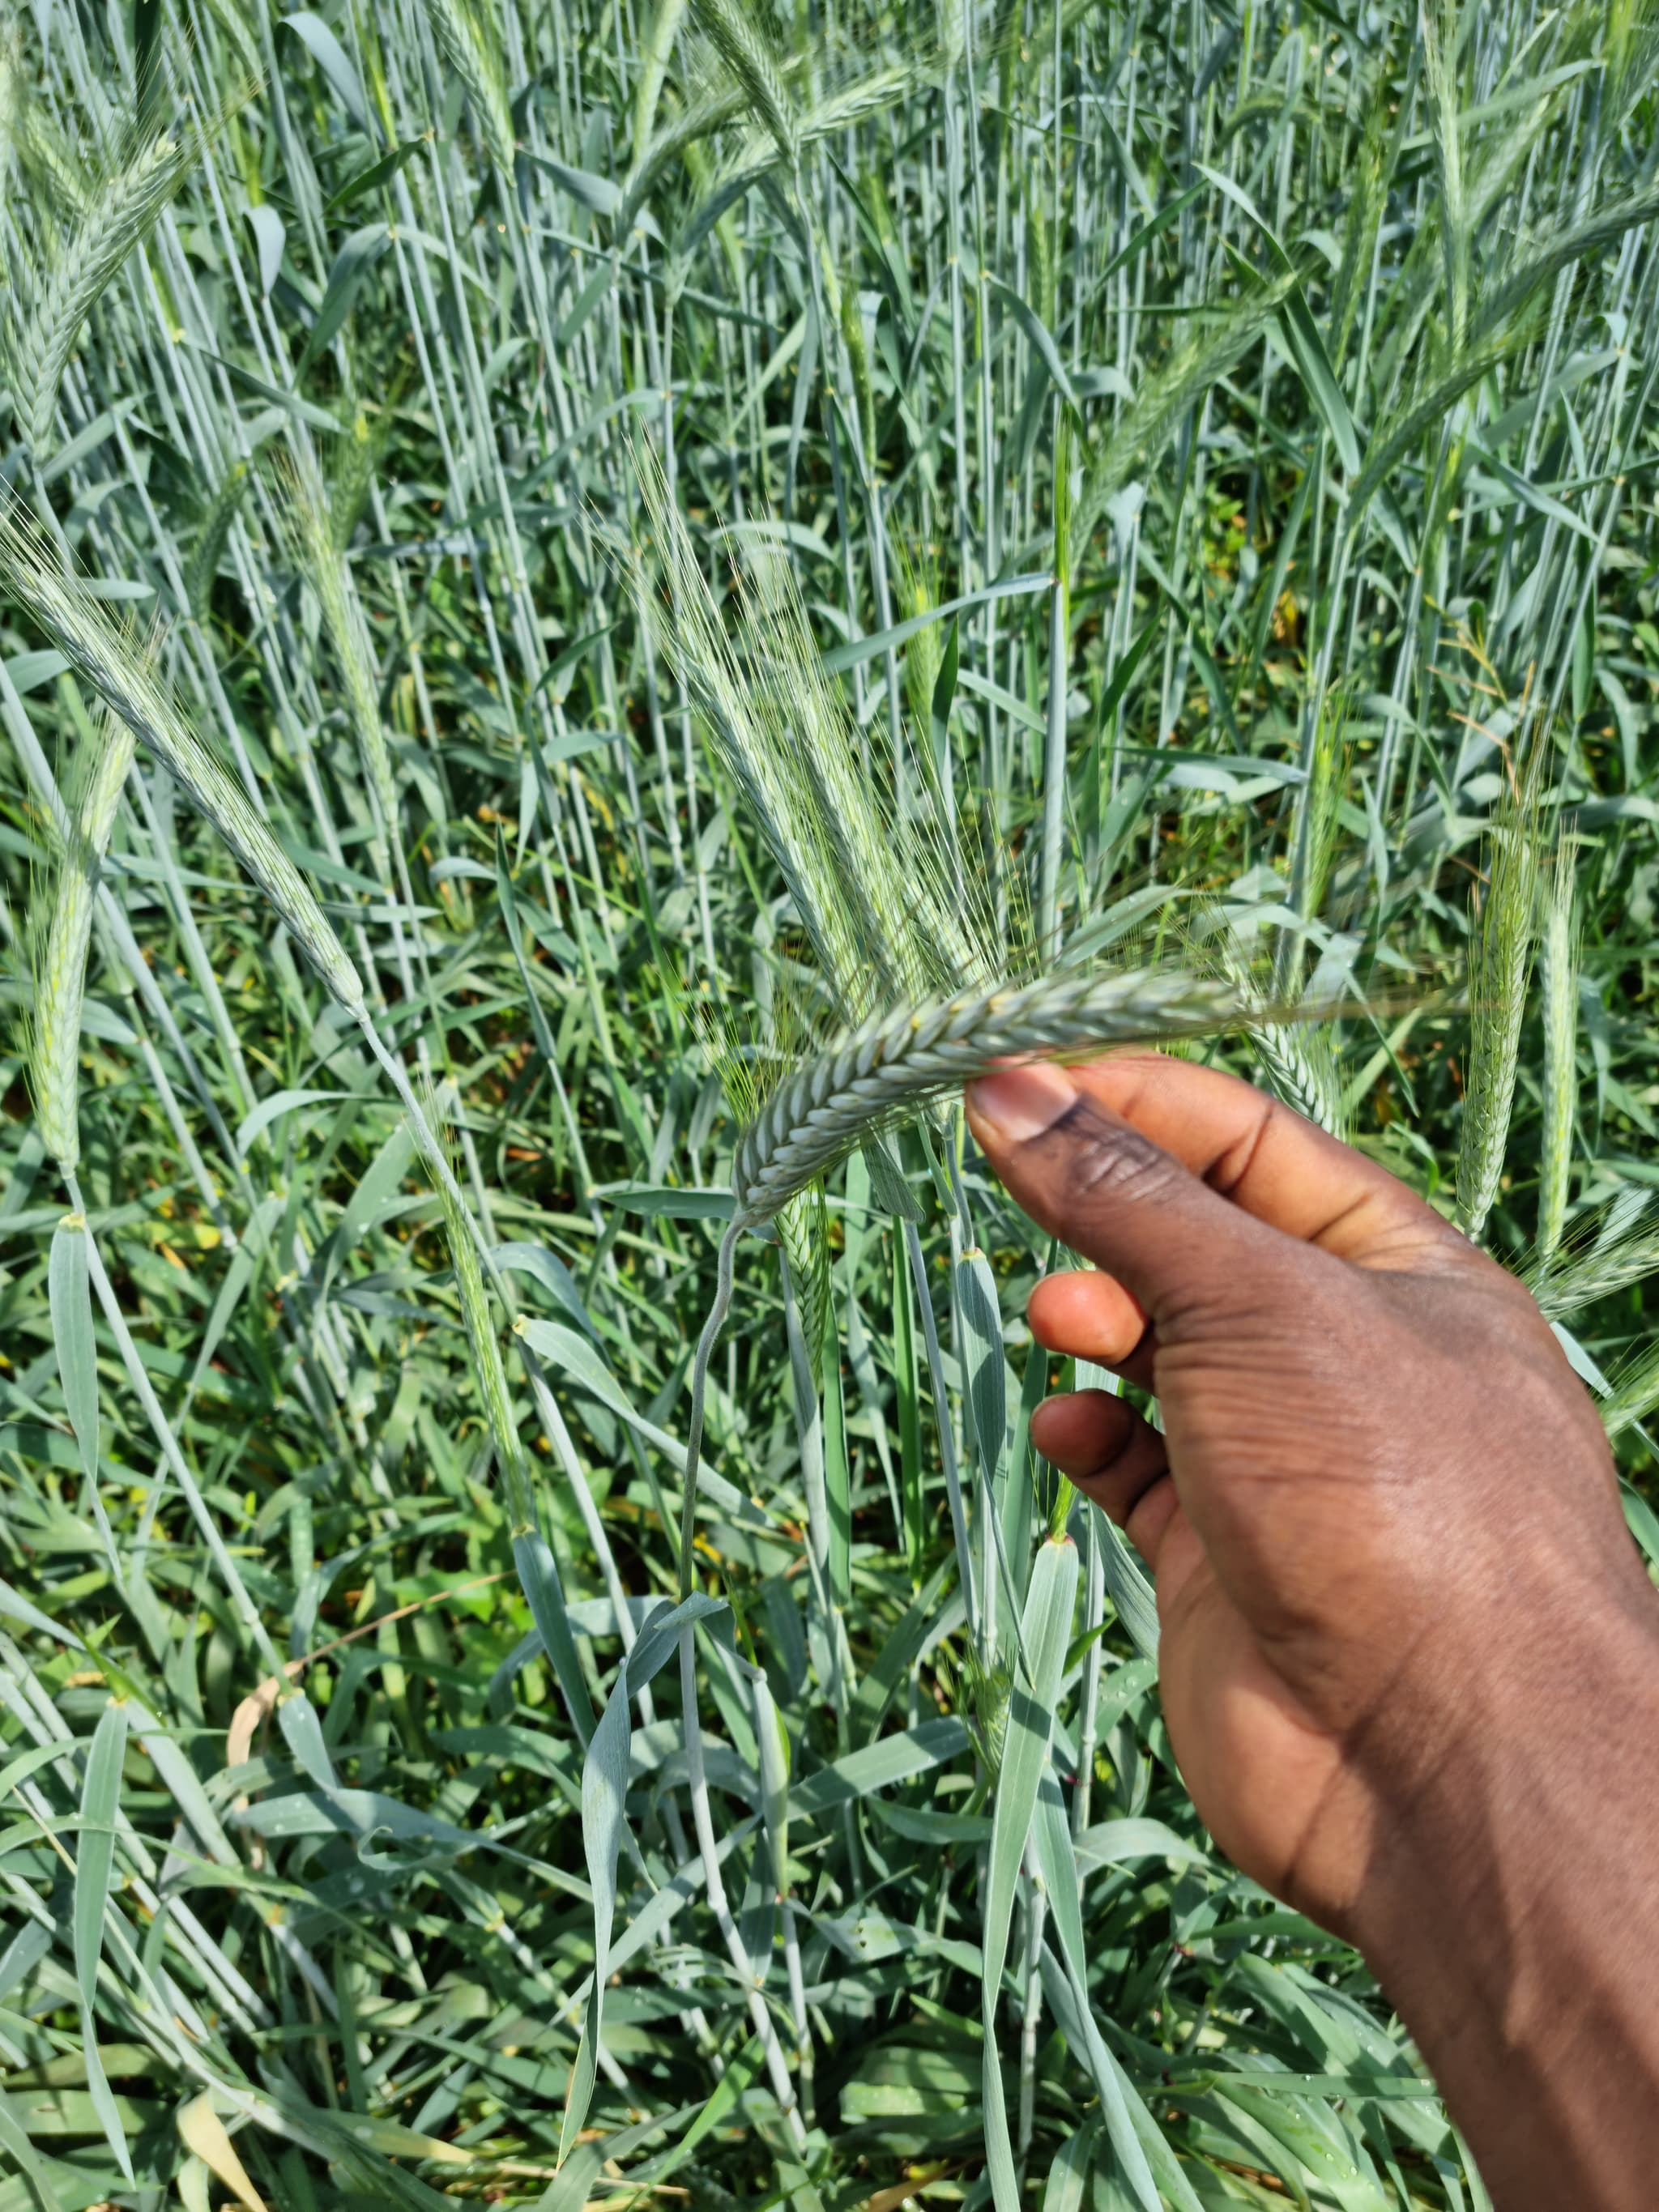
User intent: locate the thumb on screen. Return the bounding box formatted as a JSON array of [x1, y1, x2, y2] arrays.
[[966, 1059, 1294, 1328]]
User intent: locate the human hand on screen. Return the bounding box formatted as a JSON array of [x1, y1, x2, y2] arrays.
[[969, 1057, 1654, 1973]]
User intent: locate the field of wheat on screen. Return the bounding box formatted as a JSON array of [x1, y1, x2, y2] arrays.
[[2, 0, 1658, 2204]]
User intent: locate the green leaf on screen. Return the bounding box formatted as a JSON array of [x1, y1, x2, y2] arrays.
[[1195, 164, 1360, 476], [49, 1219, 99, 1488], [74, 1700, 134, 2187], [669, 2032, 765, 2160], [595, 1182, 735, 1219], [280, 11, 371, 129], [823, 1324, 851, 1610], [1077, 1362, 1159, 1660], [234, 1088, 358, 1156], [520, 150, 622, 216], [299, 224, 394, 373], [514, 1528, 595, 1750], [789, 1717, 970, 1817], [821, 573, 1050, 674], [894, 1232, 924, 1586], [562, 1595, 724, 2156], [983, 1535, 1078, 2212], [955, 1246, 1007, 1485], [987, 274, 1079, 416], [325, 139, 429, 213]]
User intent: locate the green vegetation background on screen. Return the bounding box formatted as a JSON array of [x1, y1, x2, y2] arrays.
[[2, 0, 1658, 2207]]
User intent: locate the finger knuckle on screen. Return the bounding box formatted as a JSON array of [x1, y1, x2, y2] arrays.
[[1056, 1100, 1177, 1207]]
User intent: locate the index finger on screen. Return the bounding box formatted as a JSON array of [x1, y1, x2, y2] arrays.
[[1046, 1051, 1461, 1268], [964, 1053, 1471, 1338]]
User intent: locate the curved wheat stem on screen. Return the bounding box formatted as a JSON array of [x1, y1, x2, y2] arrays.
[[731, 966, 1246, 1225]]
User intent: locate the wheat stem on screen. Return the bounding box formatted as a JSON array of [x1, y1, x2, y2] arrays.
[[1537, 847, 1580, 1264]]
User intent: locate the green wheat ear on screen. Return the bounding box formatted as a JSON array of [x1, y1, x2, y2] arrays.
[[692, 0, 799, 168], [635, 441, 992, 1023], [184, 461, 252, 621], [28, 711, 136, 1175], [7, 86, 252, 461], [282, 460, 401, 846], [0, 500, 364, 1016], [1457, 765, 1543, 1245], [424, 0, 515, 173], [1068, 275, 1295, 569]]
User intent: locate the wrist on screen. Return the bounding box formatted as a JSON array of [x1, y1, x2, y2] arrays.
[[1349, 1588, 1659, 2202], [1355, 1584, 1659, 1959]]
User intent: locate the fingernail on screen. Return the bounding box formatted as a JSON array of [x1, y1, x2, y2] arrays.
[[966, 1062, 1078, 1143]]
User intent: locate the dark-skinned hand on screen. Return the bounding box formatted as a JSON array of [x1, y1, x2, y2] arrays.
[[966, 1053, 1659, 2210]]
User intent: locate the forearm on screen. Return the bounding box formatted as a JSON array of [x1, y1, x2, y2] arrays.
[[1356, 1599, 1659, 2210]]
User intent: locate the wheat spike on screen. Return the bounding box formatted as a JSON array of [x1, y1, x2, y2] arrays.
[[778, 1185, 832, 1369], [10, 129, 197, 458], [731, 966, 1247, 1225], [639, 447, 987, 1028], [29, 714, 136, 1172], [1250, 1020, 1348, 1140], [693, 0, 798, 168], [1457, 794, 1541, 1243], [185, 460, 251, 620], [1531, 1193, 1659, 1321], [0, 503, 364, 1012], [284, 465, 400, 841], [424, 0, 515, 173], [1601, 1336, 1659, 1442], [1068, 276, 1294, 568]]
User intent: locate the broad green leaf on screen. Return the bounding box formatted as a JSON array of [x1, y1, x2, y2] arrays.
[[49, 1218, 99, 1488], [74, 1699, 134, 2187], [1077, 1362, 1160, 1660], [955, 1245, 1007, 1487], [983, 1535, 1078, 2212], [299, 224, 394, 373], [325, 139, 429, 213], [280, 12, 370, 128], [562, 1595, 726, 2155], [822, 573, 1050, 674], [823, 1325, 851, 1609], [894, 1233, 924, 1587], [789, 1717, 970, 1817]]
